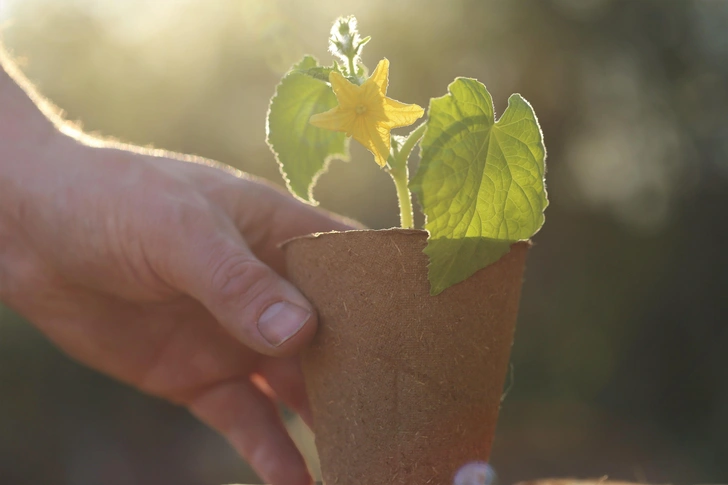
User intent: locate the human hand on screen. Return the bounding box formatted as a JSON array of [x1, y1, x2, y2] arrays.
[[0, 129, 353, 485]]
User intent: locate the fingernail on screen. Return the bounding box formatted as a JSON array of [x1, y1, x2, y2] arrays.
[[258, 301, 311, 346]]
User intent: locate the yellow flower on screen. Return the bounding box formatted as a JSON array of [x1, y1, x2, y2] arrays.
[[310, 59, 424, 167]]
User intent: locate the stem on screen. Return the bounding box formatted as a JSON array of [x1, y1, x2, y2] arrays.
[[387, 123, 427, 229], [397, 123, 427, 166], [390, 166, 414, 229], [348, 56, 357, 78]]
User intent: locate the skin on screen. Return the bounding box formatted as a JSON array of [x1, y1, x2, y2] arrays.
[[0, 48, 354, 485]]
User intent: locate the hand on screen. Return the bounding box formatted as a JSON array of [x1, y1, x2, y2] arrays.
[[0, 129, 353, 485]]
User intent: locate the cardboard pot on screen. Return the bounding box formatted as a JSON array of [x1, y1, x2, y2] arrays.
[[283, 229, 529, 485]]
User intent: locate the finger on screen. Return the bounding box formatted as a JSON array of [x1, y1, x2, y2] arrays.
[[174, 160, 362, 241], [224, 180, 364, 274], [263, 186, 363, 241], [157, 211, 317, 356], [256, 357, 313, 428], [187, 378, 312, 485]]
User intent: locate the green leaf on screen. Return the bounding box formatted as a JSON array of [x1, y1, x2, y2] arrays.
[[410, 78, 548, 295], [267, 56, 349, 204], [295, 65, 336, 82]]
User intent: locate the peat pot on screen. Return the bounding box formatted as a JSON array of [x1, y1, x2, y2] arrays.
[[283, 229, 530, 485]]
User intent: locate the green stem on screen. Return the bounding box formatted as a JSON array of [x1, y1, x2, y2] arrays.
[[396, 123, 427, 167], [390, 166, 414, 229], [387, 122, 427, 229], [347, 56, 356, 78]]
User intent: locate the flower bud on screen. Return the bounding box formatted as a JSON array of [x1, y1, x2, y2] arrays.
[[328, 15, 366, 74]]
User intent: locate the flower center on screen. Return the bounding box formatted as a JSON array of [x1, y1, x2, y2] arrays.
[[355, 104, 367, 115]]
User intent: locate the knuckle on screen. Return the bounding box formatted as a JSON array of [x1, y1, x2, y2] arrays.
[[151, 193, 209, 234], [208, 252, 273, 308], [139, 196, 214, 282]]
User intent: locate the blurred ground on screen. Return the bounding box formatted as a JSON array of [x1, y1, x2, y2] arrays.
[[1, 0, 727, 484]]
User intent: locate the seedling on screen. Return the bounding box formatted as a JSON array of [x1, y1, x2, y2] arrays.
[[267, 15, 548, 294]]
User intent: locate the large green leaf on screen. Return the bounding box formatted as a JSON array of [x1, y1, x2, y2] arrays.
[[410, 78, 548, 295], [266, 56, 349, 204]]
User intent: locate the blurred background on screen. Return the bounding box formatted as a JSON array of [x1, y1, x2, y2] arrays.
[[1, 0, 727, 483]]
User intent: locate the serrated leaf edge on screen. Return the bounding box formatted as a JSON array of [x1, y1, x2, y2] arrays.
[[411, 77, 548, 293], [265, 56, 351, 205]]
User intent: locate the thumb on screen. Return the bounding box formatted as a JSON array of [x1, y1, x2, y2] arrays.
[[160, 217, 316, 357]]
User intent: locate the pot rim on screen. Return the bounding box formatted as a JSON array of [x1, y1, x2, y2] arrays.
[[280, 227, 532, 250], [278, 227, 425, 249]]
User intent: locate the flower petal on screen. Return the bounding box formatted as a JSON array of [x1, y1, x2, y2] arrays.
[[310, 59, 421, 168], [352, 115, 391, 167], [366, 59, 389, 96], [310, 106, 356, 134], [382, 97, 425, 129], [359, 82, 387, 119], [329, 70, 361, 109]]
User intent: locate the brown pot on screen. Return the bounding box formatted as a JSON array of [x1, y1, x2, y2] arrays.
[[283, 229, 529, 485]]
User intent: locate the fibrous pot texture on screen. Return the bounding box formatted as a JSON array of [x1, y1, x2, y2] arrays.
[[284, 229, 529, 485]]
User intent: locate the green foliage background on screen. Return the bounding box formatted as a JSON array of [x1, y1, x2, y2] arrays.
[[1, 0, 728, 484]]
